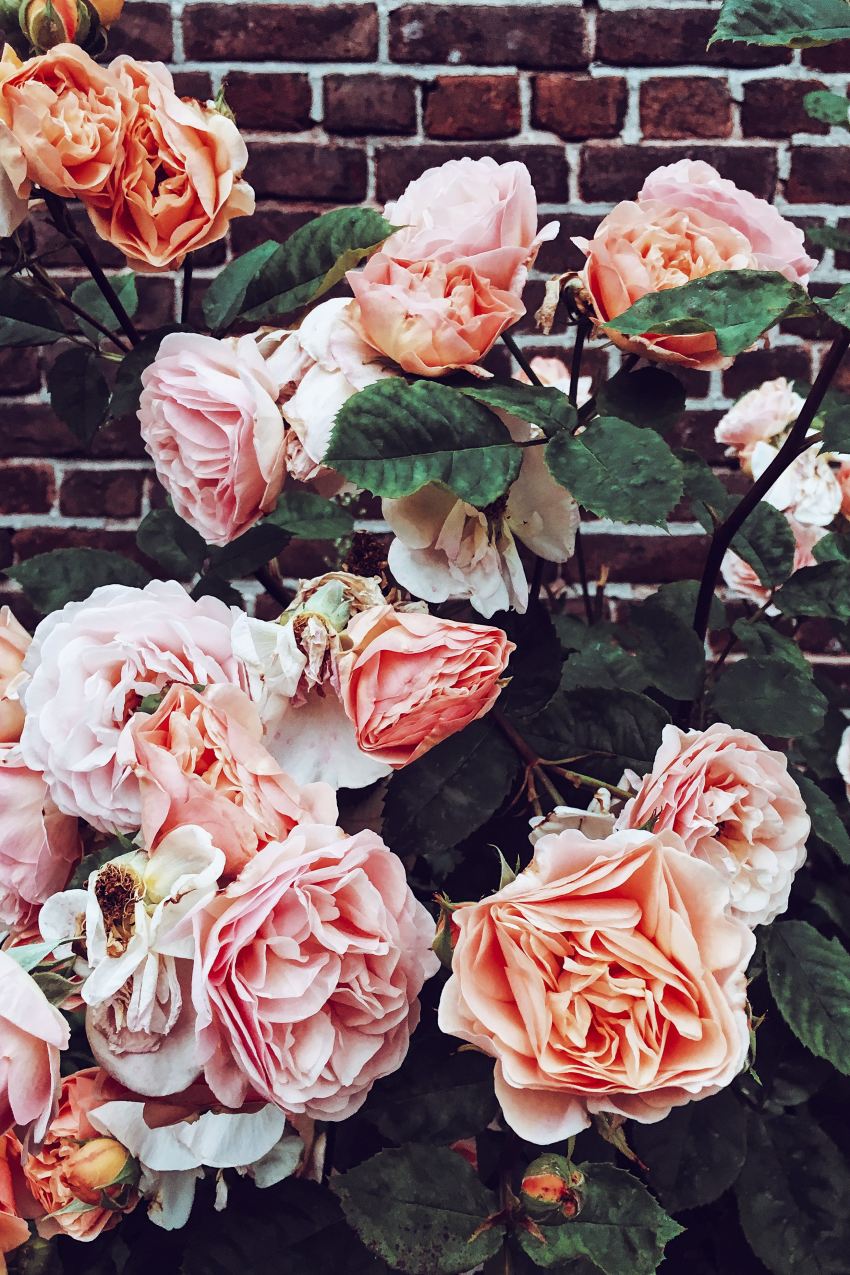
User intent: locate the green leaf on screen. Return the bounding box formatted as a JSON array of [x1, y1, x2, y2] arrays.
[[805, 89, 850, 126], [595, 366, 686, 434], [808, 225, 850, 254], [69, 836, 131, 890], [545, 418, 684, 526], [47, 347, 110, 445], [813, 530, 850, 562], [266, 489, 355, 539], [775, 561, 850, 618], [560, 635, 649, 695], [736, 1115, 850, 1275], [816, 283, 850, 329], [766, 920, 850, 1075], [326, 379, 522, 507], [457, 382, 577, 439], [241, 208, 396, 323], [711, 0, 850, 47], [522, 687, 670, 774], [110, 328, 182, 420], [607, 270, 814, 355], [678, 449, 730, 532], [630, 1089, 748, 1214], [362, 1044, 498, 1145], [618, 601, 705, 699], [332, 1145, 503, 1275], [496, 607, 564, 717], [711, 656, 827, 736], [731, 501, 797, 588], [651, 579, 726, 632], [136, 508, 208, 577], [202, 240, 279, 331], [191, 573, 244, 608], [208, 524, 291, 577], [382, 718, 520, 866], [7, 941, 60, 972], [71, 273, 138, 344], [7, 548, 151, 613], [733, 618, 809, 670], [517, 1163, 682, 1275], [820, 404, 850, 453], [0, 275, 65, 346], [792, 770, 850, 865]]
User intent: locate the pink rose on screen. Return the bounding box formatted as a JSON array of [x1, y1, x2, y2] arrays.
[[123, 682, 336, 876], [715, 378, 805, 465], [0, 607, 29, 745], [439, 827, 754, 1144], [722, 515, 824, 609], [618, 724, 809, 927], [348, 254, 524, 377], [20, 580, 246, 833], [139, 332, 286, 547], [193, 823, 438, 1119], [835, 458, 850, 519], [0, 951, 69, 1142], [338, 605, 514, 767], [0, 747, 81, 936], [383, 156, 557, 294], [750, 440, 841, 528]]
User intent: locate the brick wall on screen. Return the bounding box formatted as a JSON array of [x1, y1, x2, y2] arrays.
[[2, 0, 850, 662]]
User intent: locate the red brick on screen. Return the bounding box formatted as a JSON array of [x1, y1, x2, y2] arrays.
[[579, 143, 778, 202], [224, 73, 312, 132], [424, 76, 521, 140], [0, 350, 40, 395], [640, 78, 733, 140], [245, 142, 368, 202], [802, 44, 850, 72], [375, 143, 568, 204], [532, 74, 627, 141], [389, 5, 590, 69], [0, 464, 54, 515], [171, 72, 213, 101], [596, 8, 791, 67], [11, 528, 152, 570], [105, 2, 173, 59], [741, 79, 829, 137], [722, 348, 812, 399], [787, 146, 850, 204], [581, 533, 708, 583], [668, 410, 727, 465], [324, 74, 417, 136], [59, 469, 145, 520], [230, 206, 326, 255], [183, 4, 378, 61]]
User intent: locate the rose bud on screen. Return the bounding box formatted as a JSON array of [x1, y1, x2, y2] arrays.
[[62, 1137, 135, 1205], [520, 1155, 584, 1222], [19, 0, 89, 49]]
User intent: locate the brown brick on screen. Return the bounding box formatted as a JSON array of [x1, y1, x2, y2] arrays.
[[0, 587, 39, 633], [224, 73, 312, 132], [596, 8, 791, 67], [532, 74, 627, 140], [424, 76, 521, 140], [640, 78, 733, 140], [183, 4, 378, 61], [741, 79, 829, 138], [171, 72, 213, 101], [324, 74, 417, 136], [722, 348, 812, 400], [787, 146, 850, 203], [59, 469, 145, 520], [230, 206, 325, 255], [12, 528, 151, 570], [802, 44, 850, 72], [0, 464, 54, 515], [106, 2, 173, 59], [375, 143, 568, 204], [581, 532, 709, 583], [389, 5, 589, 69], [246, 142, 368, 202], [0, 350, 40, 395], [579, 143, 778, 202]]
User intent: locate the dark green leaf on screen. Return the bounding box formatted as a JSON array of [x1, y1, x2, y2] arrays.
[[732, 500, 797, 588], [458, 382, 576, 438], [679, 450, 730, 532], [775, 561, 850, 618], [242, 208, 396, 323], [110, 328, 181, 420], [136, 508, 208, 577], [0, 275, 65, 346], [808, 226, 850, 253], [805, 89, 850, 126], [821, 402, 850, 452], [47, 347, 109, 445], [766, 919, 850, 1074], [522, 687, 670, 774], [333, 1145, 503, 1275], [266, 489, 355, 539], [711, 656, 827, 736], [732, 619, 809, 670], [595, 367, 686, 434], [190, 573, 244, 608], [72, 273, 138, 344], [792, 770, 850, 864], [812, 529, 850, 562], [7, 548, 151, 613], [497, 607, 563, 717], [651, 579, 727, 632], [607, 270, 814, 355], [202, 240, 279, 331], [545, 418, 684, 526], [362, 1045, 498, 1145], [631, 1089, 748, 1214], [70, 836, 132, 890], [208, 524, 291, 577], [327, 379, 522, 507], [711, 0, 850, 47], [816, 282, 850, 329], [560, 638, 649, 695], [618, 601, 705, 699]]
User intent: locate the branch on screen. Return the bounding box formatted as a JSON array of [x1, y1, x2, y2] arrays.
[[254, 566, 290, 608]]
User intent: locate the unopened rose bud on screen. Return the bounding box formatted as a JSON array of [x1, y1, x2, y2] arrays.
[[0, 0, 20, 34], [64, 1137, 133, 1204], [88, 0, 123, 26], [20, 0, 89, 49], [520, 1154, 584, 1222]]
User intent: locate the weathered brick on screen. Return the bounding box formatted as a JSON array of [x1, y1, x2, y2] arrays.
[[0, 350, 40, 396], [596, 8, 791, 67], [0, 464, 54, 515], [424, 76, 521, 140], [171, 72, 213, 101], [376, 143, 569, 204], [59, 469, 145, 520], [230, 206, 325, 255], [246, 142, 368, 202], [741, 79, 829, 137], [581, 532, 709, 583], [640, 78, 733, 140], [183, 4, 378, 61], [802, 43, 850, 72], [106, 1, 173, 59], [389, 5, 590, 69], [579, 143, 778, 201], [787, 146, 850, 204], [324, 74, 418, 136], [224, 72, 313, 132], [533, 74, 627, 141]]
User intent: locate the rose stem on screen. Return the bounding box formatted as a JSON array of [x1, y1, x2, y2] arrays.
[[181, 256, 194, 327], [501, 329, 538, 384], [254, 565, 290, 608], [492, 710, 566, 808], [566, 322, 595, 626], [26, 258, 131, 353]]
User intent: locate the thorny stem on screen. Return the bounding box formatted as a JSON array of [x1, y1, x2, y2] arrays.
[[493, 711, 566, 808], [549, 767, 631, 801]]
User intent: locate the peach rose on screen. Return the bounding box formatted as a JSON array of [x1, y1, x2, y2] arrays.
[[88, 57, 253, 271], [338, 605, 514, 767], [721, 515, 824, 610], [0, 607, 29, 745], [0, 44, 130, 203], [193, 823, 439, 1119], [383, 156, 557, 295], [715, 378, 804, 466], [439, 827, 754, 1143], [0, 1133, 28, 1273], [122, 682, 336, 876], [0, 49, 29, 239], [0, 952, 69, 1142], [139, 332, 286, 547], [348, 254, 524, 377], [21, 1068, 138, 1242], [618, 724, 809, 927]]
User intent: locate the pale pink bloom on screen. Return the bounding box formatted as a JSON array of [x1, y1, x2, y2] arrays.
[[20, 581, 246, 833], [338, 605, 513, 767], [837, 727, 850, 798], [722, 515, 824, 610], [519, 356, 592, 408], [529, 798, 615, 846], [139, 332, 286, 547], [122, 682, 336, 876], [193, 823, 439, 1119], [750, 439, 842, 528], [618, 724, 809, 927], [0, 746, 80, 936], [0, 607, 30, 745], [383, 156, 557, 295], [439, 827, 754, 1144], [715, 378, 804, 466], [0, 951, 69, 1142]]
